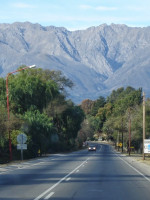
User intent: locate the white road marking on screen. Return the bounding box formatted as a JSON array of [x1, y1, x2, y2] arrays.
[[22, 162, 32, 165], [66, 177, 71, 181], [34, 158, 89, 200], [82, 165, 84, 167], [10, 164, 23, 167], [0, 168, 8, 174], [76, 170, 79, 173], [44, 192, 55, 199], [54, 154, 66, 156], [117, 154, 150, 183], [30, 162, 46, 166], [0, 154, 68, 174], [0, 161, 47, 174], [98, 145, 102, 152]]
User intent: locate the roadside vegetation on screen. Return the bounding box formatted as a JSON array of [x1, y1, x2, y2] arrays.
[[79, 87, 150, 153], [0, 66, 84, 163], [0, 66, 148, 163]]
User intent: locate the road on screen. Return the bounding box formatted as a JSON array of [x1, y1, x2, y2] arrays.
[[0, 143, 150, 200]]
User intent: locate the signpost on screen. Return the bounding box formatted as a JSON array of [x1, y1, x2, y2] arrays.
[[17, 133, 27, 161], [17, 144, 27, 150]]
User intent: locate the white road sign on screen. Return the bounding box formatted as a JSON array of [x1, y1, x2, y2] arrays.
[[17, 144, 27, 150], [144, 139, 150, 153], [17, 133, 27, 144]]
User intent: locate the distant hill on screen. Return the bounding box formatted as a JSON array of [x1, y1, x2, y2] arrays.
[[0, 22, 150, 103]]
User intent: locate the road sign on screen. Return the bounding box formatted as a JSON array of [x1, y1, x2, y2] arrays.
[[17, 133, 27, 161], [116, 142, 122, 147], [119, 143, 122, 147], [144, 139, 150, 153], [17, 133, 27, 144], [17, 144, 27, 150]]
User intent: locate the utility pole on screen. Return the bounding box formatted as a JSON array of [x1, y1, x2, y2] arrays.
[[143, 92, 145, 160], [121, 118, 124, 153], [117, 131, 119, 151], [128, 108, 131, 156]]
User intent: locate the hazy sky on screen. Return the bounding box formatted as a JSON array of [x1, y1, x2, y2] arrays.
[[1, 0, 150, 30]]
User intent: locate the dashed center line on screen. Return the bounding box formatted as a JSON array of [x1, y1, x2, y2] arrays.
[[66, 177, 71, 181], [34, 158, 89, 200], [44, 192, 55, 199]]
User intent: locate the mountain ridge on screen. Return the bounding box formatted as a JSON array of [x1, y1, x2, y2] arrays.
[[0, 22, 150, 103]]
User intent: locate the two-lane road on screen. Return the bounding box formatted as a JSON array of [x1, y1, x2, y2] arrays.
[[0, 143, 150, 200]]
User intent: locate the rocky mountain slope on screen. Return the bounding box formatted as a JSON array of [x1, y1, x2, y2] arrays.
[[0, 22, 150, 103]]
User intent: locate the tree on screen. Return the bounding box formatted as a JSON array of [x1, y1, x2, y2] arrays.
[[90, 96, 106, 116], [80, 99, 94, 115], [8, 68, 59, 114], [96, 103, 113, 130], [60, 103, 85, 149], [82, 87, 143, 151], [0, 105, 7, 153], [28, 69, 73, 95], [0, 78, 6, 107], [1, 66, 87, 161], [23, 110, 55, 157], [77, 119, 94, 147], [107, 87, 124, 103]]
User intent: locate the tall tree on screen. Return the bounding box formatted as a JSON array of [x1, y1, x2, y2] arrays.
[[23, 110, 55, 157], [90, 96, 106, 116]]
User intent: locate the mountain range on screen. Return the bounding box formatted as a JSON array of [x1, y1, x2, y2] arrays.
[[0, 22, 150, 103]]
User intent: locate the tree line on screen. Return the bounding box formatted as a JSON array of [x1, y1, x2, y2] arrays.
[[79, 87, 150, 153], [0, 66, 84, 162], [0, 66, 148, 163]]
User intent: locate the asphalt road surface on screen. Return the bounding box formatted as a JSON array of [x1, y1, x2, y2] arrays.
[[0, 143, 150, 200]]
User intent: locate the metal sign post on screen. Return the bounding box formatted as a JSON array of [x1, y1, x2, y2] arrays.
[[17, 133, 27, 161]]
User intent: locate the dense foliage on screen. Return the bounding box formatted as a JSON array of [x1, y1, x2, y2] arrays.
[[0, 67, 84, 163], [0, 65, 148, 163], [80, 87, 148, 153]]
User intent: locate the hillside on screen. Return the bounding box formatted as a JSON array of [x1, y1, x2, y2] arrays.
[[0, 22, 150, 103]]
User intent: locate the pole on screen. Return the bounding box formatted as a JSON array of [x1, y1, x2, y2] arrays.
[[21, 134, 23, 161], [128, 108, 131, 156], [6, 75, 12, 161], [121, 118, 123, 153], [143, 92, 145, 160], [6, 65, 36, 161], [117, 132, 119, 151]]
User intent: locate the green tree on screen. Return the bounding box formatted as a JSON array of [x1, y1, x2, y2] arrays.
[[23, 110, 55, 157], [107, 87, 124, 103], [77, 119, 94, 147], [60, 103, 85, 149], [8, 68, 59, 114], [90, 96, 106, 116]]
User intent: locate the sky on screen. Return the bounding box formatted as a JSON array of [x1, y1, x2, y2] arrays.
[[0, 0, 150, 31]]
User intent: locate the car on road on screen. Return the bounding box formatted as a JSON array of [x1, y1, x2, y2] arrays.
[[88, 145, 96, 151]]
